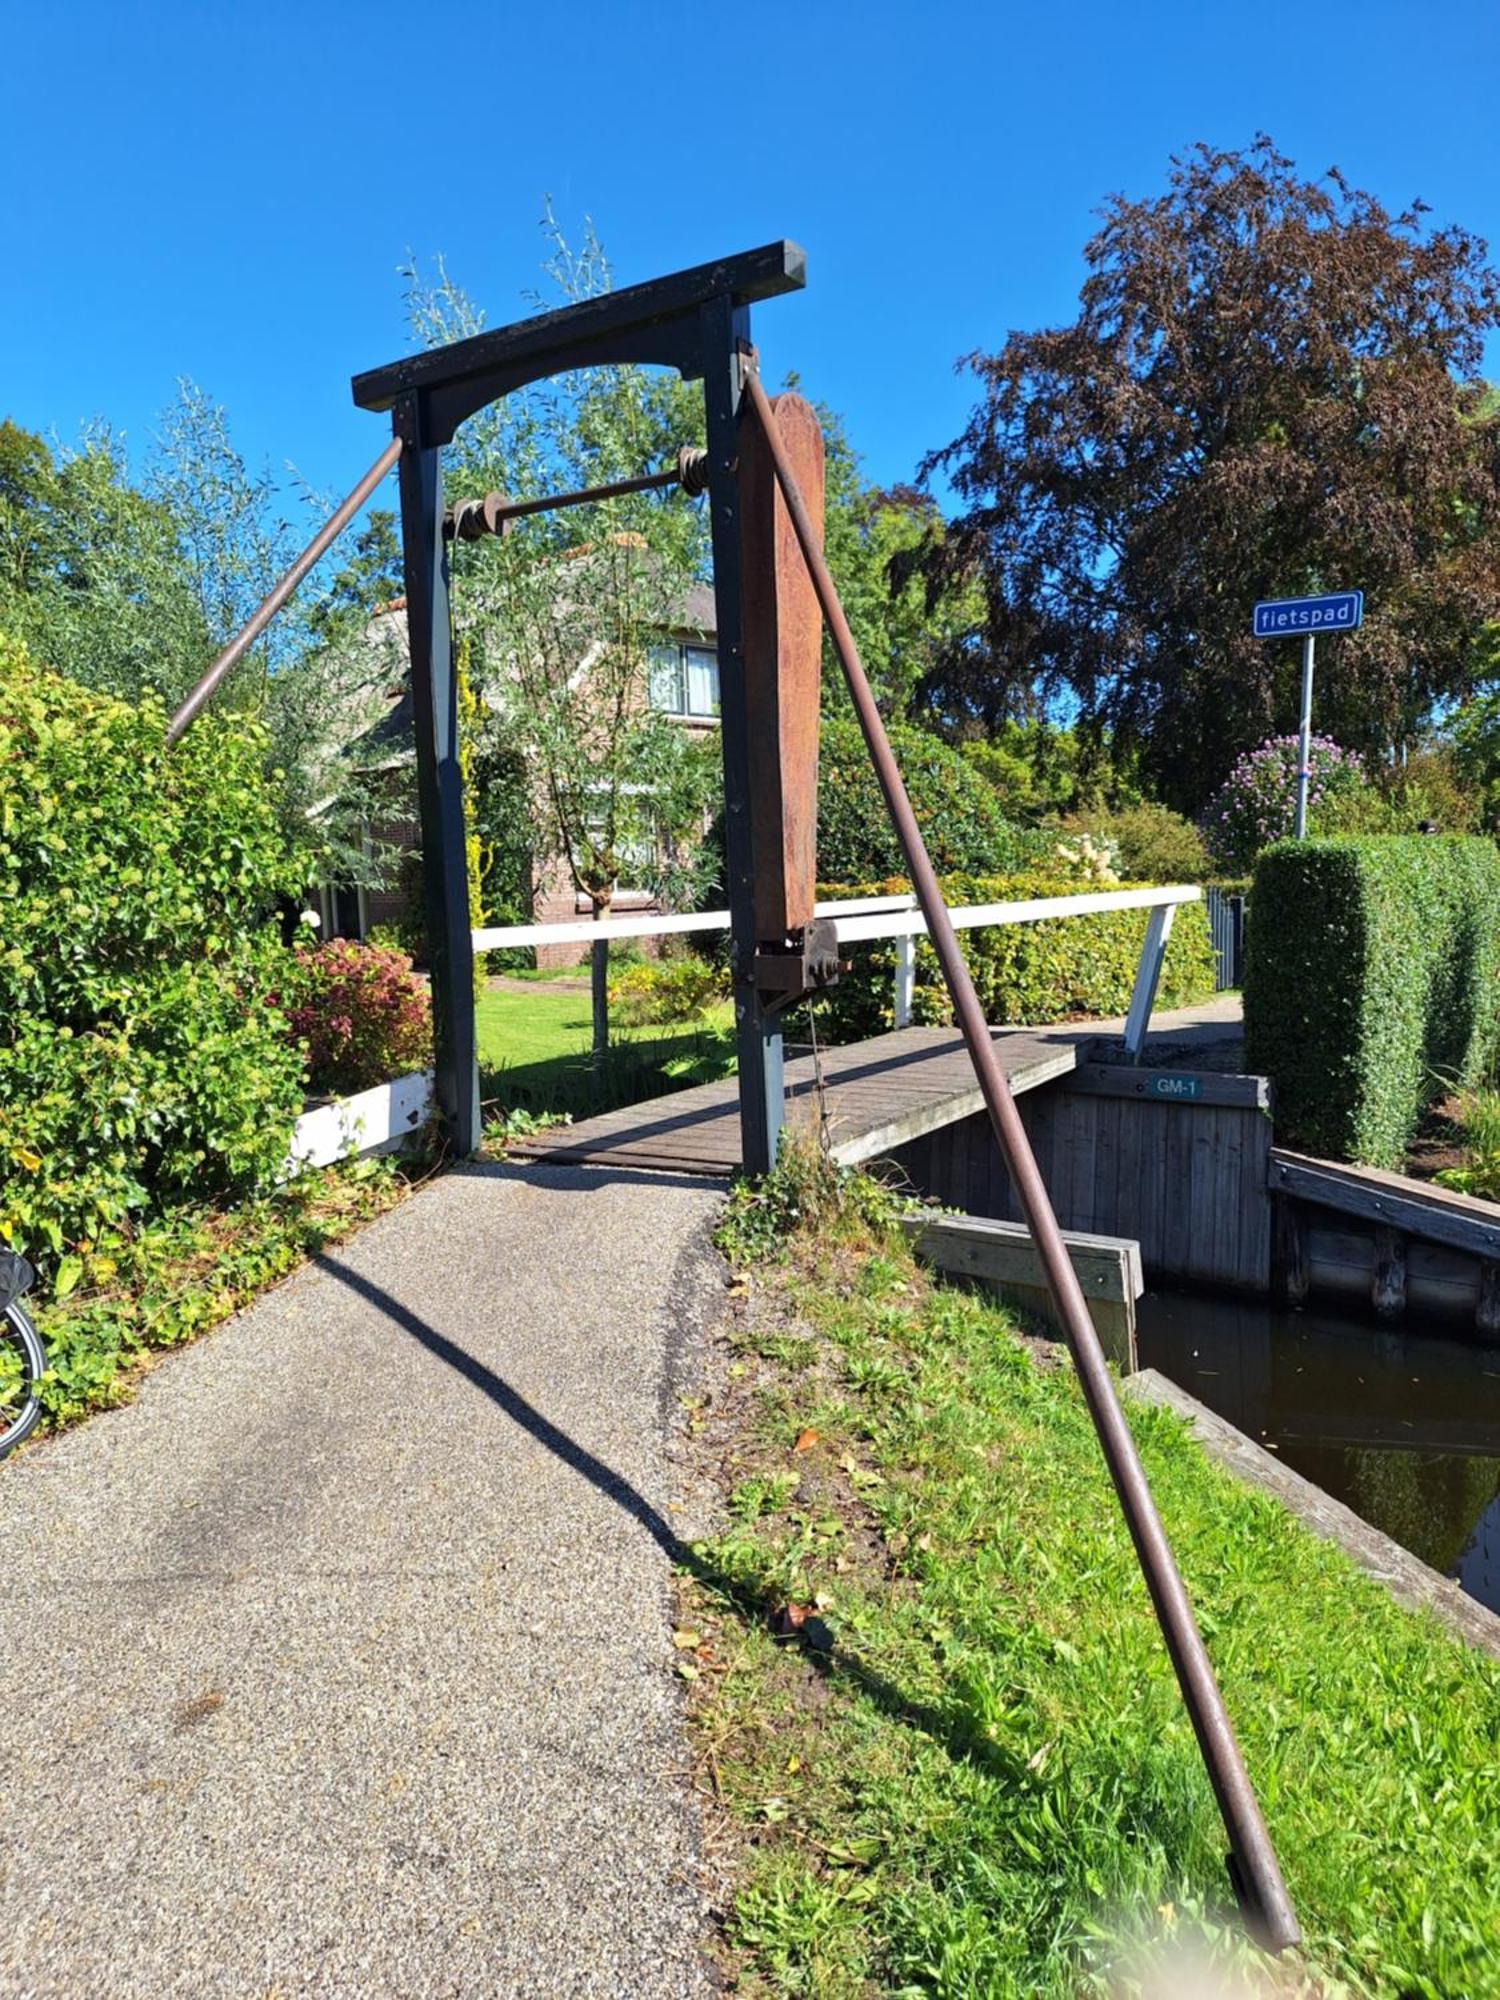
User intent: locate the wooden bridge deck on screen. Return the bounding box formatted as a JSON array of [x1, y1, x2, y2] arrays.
[[507, 1025, 1085, 1179]]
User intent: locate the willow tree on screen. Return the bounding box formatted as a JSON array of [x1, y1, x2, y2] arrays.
[[921, 138, 1500, 810]]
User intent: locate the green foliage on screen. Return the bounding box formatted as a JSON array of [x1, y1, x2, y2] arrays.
[[817, 716, 1038, 884], [685, 1225, 1500, 1996], [25, 1158, 404, 1431], [1433, 1087, 1500, 1199], [281, 941, 432, 1097], [607, 956, 728, 1028], [0, 633, 306, 1276], [817, 871, 1216, 1040], [715, 1136, 900, 1269], [1066, 800, 1211, 882], [1244, 836, 1500, 1165], [0, 400, 406, 886]]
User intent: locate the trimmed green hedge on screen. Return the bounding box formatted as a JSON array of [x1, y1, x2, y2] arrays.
[[817, 873, 1217, 1041], [1244, 836, 1500, 1166]]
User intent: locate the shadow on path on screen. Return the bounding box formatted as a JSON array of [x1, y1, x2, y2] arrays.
[[313, 1251, 1067, 1808]]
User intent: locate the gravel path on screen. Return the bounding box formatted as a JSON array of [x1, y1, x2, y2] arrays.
[[0, 1162, 725, 1999]]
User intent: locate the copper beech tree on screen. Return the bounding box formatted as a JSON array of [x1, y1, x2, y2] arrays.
[[921, 138, 1500, 810]]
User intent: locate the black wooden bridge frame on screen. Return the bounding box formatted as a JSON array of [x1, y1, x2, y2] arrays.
[[350, 243, 807, 1169]]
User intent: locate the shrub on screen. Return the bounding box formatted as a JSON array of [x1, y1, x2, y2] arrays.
[[608, 956, 728, 1028], [283, 941, 432, 1097], [1244, 836, 1500, 1166], [817, 716, 1043, 881], [1201, 735, 1372, 871], [0, 632, 305, 1274], [816, 872, 1216, 1041], [1064, 801, 1210, 882]]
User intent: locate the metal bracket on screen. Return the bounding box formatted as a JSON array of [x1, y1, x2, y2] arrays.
[[752, 919, 847, 1016]]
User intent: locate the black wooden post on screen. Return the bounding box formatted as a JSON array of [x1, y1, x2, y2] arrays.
[[700, 296, 783, 1175], [393, 394, 479, 1157]]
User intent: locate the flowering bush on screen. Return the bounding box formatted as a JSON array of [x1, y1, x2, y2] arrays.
[[1050, 830, 1121, 884], [284, 942, 432, 1098], [1201, 735, 1370, 871]]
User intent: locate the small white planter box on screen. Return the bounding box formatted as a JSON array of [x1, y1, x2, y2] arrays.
[[282, 1070, 433, 1179]]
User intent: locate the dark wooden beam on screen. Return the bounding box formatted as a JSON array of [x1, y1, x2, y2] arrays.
[[352, 241, 805, 417]]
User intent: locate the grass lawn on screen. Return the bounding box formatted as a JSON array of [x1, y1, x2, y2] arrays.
[[679, 1162, 1500, 1997], [477, 981, 735, 1119]]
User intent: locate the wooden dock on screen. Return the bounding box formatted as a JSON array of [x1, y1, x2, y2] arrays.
[[507, 1024, 1084, 1178]]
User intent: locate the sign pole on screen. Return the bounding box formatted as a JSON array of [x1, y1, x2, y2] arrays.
[[1294, 631, 1316, 838]]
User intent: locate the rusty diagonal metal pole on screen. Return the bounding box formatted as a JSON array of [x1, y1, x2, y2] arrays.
[[742, 365, 1299, 1955], [166, 437, 405, 748]]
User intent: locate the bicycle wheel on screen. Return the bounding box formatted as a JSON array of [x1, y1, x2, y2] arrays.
[[0, 1301, 46, 1458]]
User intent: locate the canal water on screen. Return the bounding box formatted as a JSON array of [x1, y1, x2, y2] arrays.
[[1136, 1291, 1500, 1615]]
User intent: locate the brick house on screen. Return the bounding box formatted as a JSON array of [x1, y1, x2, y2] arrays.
[[318, 579, 720, 967]]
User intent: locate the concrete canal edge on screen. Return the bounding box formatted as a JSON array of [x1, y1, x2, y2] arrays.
[[1124, 1368, 1500, 1662]]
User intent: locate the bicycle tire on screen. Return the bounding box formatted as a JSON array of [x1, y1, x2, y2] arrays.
[[0, 1300, 46, 1458]]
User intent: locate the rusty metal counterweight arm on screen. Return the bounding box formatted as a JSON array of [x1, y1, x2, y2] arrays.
[[165, 437, 405, 749], [740, 365, 1300, 1956]]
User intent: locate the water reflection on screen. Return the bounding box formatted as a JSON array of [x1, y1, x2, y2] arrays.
[[1135, 1290, 1500, 1613]]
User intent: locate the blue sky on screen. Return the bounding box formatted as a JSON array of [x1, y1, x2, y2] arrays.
[[6, 0, 1498, 524]]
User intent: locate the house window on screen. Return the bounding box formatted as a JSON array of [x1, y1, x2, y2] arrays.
[[649, 642, 719, 720]]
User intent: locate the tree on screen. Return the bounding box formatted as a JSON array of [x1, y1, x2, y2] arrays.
[[921, 138, 1500, 810], [806, 392, 979, 721], [0, 399, 404, 888], [404, 213, 720, 1061]]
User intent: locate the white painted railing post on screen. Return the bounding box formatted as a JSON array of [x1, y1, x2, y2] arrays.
[[1123, 903, 1176, 1063], [893, 932, 916, 1028]]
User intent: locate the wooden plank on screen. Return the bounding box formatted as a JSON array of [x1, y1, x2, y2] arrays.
[[1269, 1150, 1500, 1259], [1068, 1063, 1271, 1110], [899, 1210, 1141, 1371], [1160, 1102, 1195, 1278]]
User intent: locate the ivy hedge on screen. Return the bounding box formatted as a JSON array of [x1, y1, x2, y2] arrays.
[[1244, 836, 1500, 1166], [0, 633, 307, 1280], [816, 872, 1217, 1041]]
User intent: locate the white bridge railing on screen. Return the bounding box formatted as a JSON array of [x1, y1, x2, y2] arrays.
[[472, 883, 1202, 1061]]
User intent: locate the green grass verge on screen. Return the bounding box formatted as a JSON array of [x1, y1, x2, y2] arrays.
[[682, 1167, 1500, 1996], [477, 983, 735, 1118], [3, 1158, 411, 1439]]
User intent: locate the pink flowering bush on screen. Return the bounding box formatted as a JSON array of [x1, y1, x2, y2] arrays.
[[283, 942, 432, 1098], [1201, 735, 1372, 871]]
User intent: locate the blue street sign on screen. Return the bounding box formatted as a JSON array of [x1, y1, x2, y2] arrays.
[[1252, 590, 1363, 638]]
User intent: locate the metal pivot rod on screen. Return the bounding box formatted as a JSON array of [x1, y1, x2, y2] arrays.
[[444, 446, 709, 540], [742, 366, 1300, 1955], [166, 437, 404, 747]]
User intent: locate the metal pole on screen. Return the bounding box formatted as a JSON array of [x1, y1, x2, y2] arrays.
[[166, 438, 403, 747], [742, 366, 1299, 1954], [1294, 634, 1316, 838]]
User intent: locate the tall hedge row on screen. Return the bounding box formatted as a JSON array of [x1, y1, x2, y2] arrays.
[[1244, 836, 1500, 1166], [0, 633, 307, 1273], [817, 873, 1217, 1042]]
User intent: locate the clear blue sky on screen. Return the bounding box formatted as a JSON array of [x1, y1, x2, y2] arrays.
[[7, 0, 1498, 523]]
